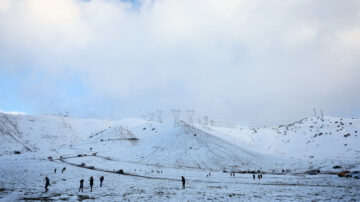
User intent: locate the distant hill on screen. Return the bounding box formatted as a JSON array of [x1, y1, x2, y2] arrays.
[[199, 116, 360, 170]]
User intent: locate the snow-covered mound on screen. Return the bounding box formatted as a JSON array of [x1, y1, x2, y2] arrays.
[[118, 121, 271, 171], [67, 125, 140, 154], [90, 125, 138, 141]]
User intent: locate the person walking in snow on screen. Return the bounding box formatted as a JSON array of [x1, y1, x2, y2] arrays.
[[181, 176, 186, 189], [252, 174, 255, 180], [54, 168, 56, 174], [89, 176, 94, 192], [100, 176, 104, 187], [61, 167, 66, 173], [45, 177, 50, 192], [258, 174, 260, 180], [79, 179, 84, 192]]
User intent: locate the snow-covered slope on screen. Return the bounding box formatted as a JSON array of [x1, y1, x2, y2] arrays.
[[0, 112, 119, 155], [0, 112, 359, 171], [89, 125, 138, 142], [118, 121, 271, 170], [200, 116, 360, 163], [67, 125, 140, 154]]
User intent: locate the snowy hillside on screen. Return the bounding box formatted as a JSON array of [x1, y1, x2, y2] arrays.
[[0, 112, 359, 171], [199, 116, 360, 168], [60, 120, 273, 171], [0, 112, 120, 155], [119, 121, 272, 170], [1, 112, 360, 201]]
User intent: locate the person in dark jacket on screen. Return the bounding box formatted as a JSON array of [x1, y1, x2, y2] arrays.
[[45, 177, 50, 192], [252, 174, 255, 180], [100, 176, 104, 187], [79, 179, 84, 192], [61, 167, 66, 173], [54, 168, 56, 174], [89, 177, 94, 192], [181, 176, 186, 189]]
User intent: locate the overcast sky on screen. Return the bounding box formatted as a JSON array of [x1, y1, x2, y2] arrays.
[[0, 0, 360, 125]]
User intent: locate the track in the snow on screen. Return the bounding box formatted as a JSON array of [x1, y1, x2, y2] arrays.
[[57, 157, 181, 182]]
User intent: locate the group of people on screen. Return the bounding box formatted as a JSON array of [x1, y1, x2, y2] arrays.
[[53, 167, 66, 174], [252, 174, 263, 180], [45, 167, 67, 192], [46, 166, 266, 193], [45, 167, 105, 192], [78, 176, 104, 192]]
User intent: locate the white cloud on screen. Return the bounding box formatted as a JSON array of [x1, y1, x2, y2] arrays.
[[0, 0, 360, 125]]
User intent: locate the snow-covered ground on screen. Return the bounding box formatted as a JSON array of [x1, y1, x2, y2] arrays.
[[1, 155, 359, 201], [0, 112, 359, 201]]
